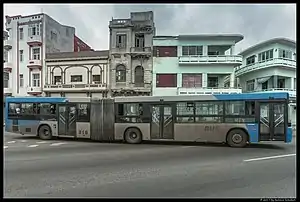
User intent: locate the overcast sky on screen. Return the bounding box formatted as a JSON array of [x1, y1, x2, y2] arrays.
[[4, 4, 296, 53]]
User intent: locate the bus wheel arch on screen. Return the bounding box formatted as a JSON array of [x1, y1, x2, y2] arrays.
[[124, 127, 143, 144], [38, 124, 53, 140], [226, 128, 249, 148]]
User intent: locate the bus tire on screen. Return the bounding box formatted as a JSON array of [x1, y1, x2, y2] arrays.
[[226, 129, 248, 148], [38, 125, 52, 140], [124, 128, 142, 144]]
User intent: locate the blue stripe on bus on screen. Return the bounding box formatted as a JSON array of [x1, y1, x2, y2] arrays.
[[214, 92, 288, 101], [5, 97, 67, 103], [245, 123, 259, 143], [286, 127, 292, 143]]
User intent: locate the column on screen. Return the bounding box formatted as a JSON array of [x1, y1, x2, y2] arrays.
[[273, 75, 278, 89], [230, 45, 235, 55], [230, 73, 235, 88], [203, 46, 208, 56], [291, 78, 295, 89], [254, 78, 258, 91], [202, 73, 207, 88]]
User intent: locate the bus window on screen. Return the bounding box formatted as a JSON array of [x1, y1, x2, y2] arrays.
[[176, 102, 194, 122], [225, 101, 245, 115], [77, 103, 90, 122], [20, 103, 34, 114]]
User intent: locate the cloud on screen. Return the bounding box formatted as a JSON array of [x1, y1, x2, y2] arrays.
[[4, 4, 296, 52]]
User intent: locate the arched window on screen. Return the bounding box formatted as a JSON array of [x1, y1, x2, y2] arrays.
[[134, 66, 144, 87], [116, 64, 126, 82]]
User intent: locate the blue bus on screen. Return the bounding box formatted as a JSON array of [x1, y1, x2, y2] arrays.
[[5, 92, 292, 147]]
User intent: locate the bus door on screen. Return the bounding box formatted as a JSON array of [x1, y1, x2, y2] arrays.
[[150, 105, 174, 140], [259, 101, 286, 141], [58, 103, 77, 136]]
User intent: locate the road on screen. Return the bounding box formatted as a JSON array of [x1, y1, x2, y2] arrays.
[[4, 132, 296, 198]]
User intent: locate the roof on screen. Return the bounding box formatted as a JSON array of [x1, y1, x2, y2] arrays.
[[154, 34, 244, 43], [239, 38, 296, 56], [46, 50, 109, 60]]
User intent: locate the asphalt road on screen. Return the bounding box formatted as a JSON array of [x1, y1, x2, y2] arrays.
[[4, 133, 296, 198]]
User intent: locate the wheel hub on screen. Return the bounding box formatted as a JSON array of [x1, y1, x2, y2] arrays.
[[131, 133, 137, 139], [232, 133, 242, 144]]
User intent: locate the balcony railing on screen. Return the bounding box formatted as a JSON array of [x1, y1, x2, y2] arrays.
[[4, 39, 12, 50], [27, 59, 42, 69], [43, 83, 108, 92], [178, 55, 243, 65], [130, 47, 151, 53], [109, 19, 132, 27], [27, 35, 42, 45], [4, 87, 12, 95], [4, 62, 12, 72], [177, 87, 242, 95], [27, 86, 42, 94], [235, 58, 296, 76]]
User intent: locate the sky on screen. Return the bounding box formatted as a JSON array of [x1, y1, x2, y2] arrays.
[[3, 3, 296, 53]]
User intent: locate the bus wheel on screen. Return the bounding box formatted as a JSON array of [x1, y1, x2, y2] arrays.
[[124, 128, 142, 144], [38, 125, 52, 140], [227, 129, 248, 148]]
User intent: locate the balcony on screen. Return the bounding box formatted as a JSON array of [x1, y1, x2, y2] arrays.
[[178, 55, 243, 65], [43, 83, 108, 92], [27, 59, 42, 69], [250, 88, 296, 98], [27, 87, 42, 95], [4, 87, 12, 95], [130, 47, 151, 57], [109, 19, 132, 28], [4, 39, 12, 50], [113, 83, 151, 91], [235, 58, 296, 76], [177, 87, 242, 95], [27, 35, 42, 46], [4, 62, 13, 72]]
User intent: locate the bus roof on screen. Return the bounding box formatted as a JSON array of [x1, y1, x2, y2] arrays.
[[114, 92, 289, 103]]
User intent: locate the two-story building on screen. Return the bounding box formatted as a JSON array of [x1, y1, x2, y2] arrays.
[[152, 34, 244, 96], [235, 38, 296, 125], [44, 51, 109, 98], [109, 11, 155, 97]]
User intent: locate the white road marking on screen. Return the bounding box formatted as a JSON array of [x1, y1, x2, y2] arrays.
[[7, 141, 16, 144], [20, 140, 27, 143], [4, 146, 8, 149], [244, 154, 296, 162], [36, 141, 47, 144], [50, 142, 66, 146], [28, 144, 39, 148], [181, 146, 198, 149]]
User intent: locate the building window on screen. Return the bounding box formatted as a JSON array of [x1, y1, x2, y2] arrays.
[[116, 34, 126, 48], [28, 24, 40, 36], [278, 78, 285, 88], [4, 50, 8, 62], [207, 77, 218, 88], [4, 72, 9, 88], [182, 46, 203, 56], [20, 74, 24, 87], [258, 49, 273, 62], [135, 34, 145, 48], [182, 74, 202, 88], [279, 49, 292, 59], [54, 76, 62, 84], [70, 75, 83, 82], [153, 46, 178, 57], [92, 75, 101, 84], [116, 65, 126, 82], [246, 79, 255, 92], [19, 50, 24, 62], [19, 28, 24, 40], [51, 31, 57, 42], [262, 81, 268, 90], [32, 47, 40, 60], [32, 73, 40, 87], [134, 66, 144, 87], [156, 74, 177, 87], [246, 55, 255, 65]]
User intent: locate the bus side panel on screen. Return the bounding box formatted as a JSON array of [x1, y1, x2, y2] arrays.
[[174, 123, 249, 143], [39, 121, 59, 137], [5, 119, 14, 133], [76, 122, 90, 139], [245, 123, 259, 143], [18, 120, 40, 135], [286, 127, 292, 143], [114, 123, 150, 141]]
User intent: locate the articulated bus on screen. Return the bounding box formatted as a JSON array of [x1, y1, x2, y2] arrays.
[[5, 92, 292, 147]]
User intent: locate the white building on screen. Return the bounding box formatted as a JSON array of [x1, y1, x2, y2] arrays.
[[152, 34, 244, 96], [4, 13, 76, 97], [235, 38, 296, 125], [44, 51, 109, 98]]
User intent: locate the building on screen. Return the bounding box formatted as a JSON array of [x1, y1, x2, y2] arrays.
[[235, 38, 296, 125], [4, 13, 91, 97], [44, 51, 109, 98], [152, 34, 244, 96], [108, 11, 155, 97], [74, 35, 93, 52]]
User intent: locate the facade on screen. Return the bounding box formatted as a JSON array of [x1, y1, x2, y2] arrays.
[[235, 38, 296, 125], [152, 34, 244, 96], [44, 51, 109, 98], [109, 11, 155, 97], [4, 13, 90, 97]]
